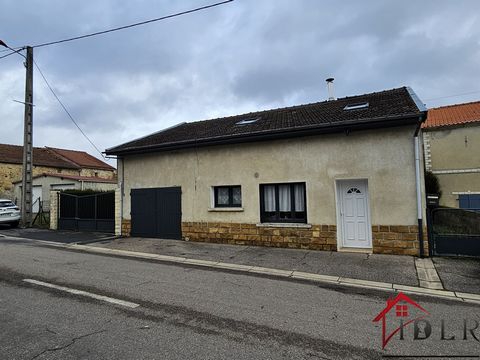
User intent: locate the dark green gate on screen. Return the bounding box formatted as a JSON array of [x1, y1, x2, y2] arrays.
[[58, 192, 115, 233], [430, 208, 480, 257]]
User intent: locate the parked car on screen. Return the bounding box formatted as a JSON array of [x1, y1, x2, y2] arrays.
[[0, 199, 21, 228]]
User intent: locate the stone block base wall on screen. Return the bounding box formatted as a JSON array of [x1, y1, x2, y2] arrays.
[[121, 219, 131, 236], [182, 222, 337, 251], [372, 225, 429, 256], [121, 219, 429, 256]]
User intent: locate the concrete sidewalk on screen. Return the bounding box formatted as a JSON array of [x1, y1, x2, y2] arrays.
[[92, 237, 420, 285], [89, 237, 480, 296]]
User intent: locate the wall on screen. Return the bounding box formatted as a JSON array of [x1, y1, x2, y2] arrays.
[[13, 176, 117, 211], [423, 124, 480, 207], [119, 125, 426, 255], [0, 163, 79, 200], [80, 168, 116, 179]]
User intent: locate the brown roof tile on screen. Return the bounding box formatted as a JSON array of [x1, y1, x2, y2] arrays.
[[46, 147, 115, 170], [423, 101, 480, 129], [107, 86, 426, 155], [0, 144, 115, 171], [0, 144, 79, 169]]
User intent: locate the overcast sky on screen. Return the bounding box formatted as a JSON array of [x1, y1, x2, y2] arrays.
[[1, 0, 479, 165]]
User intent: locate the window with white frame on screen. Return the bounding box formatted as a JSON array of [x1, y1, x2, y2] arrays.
[[213, 186, 242, 208], [260, 182, 306, 223]]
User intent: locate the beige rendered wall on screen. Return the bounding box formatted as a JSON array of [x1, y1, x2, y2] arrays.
[[424, 125, 480, 207], [120, 125, 422, 226]]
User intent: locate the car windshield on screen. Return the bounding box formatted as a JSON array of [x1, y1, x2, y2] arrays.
[[0, 201, 16, 208]]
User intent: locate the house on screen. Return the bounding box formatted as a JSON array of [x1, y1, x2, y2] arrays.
[[106, 87, 428, 256], [0, 144, 116, 210], [422, 101, 480, 210], [13, 173, 117, 213]]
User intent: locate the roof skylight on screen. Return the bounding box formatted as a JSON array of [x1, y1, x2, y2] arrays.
[[343, 102, 369, 111], [236, 117, 261, 125]]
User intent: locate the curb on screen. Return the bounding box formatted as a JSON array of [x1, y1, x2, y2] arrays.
[[6, 236, 480, 305], [67, 243, 480, 305]]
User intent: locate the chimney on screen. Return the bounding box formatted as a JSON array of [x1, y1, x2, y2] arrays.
[[326, 77, 336, 101]]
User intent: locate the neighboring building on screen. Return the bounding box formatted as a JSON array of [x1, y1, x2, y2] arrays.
[[13, 173, 117, 213], [423, 101, 480, 210], [106, 87, 428, 256], [0, 144, 116, 204]]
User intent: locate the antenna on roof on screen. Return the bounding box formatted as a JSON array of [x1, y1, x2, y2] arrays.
[[326, 77, 336, 101]]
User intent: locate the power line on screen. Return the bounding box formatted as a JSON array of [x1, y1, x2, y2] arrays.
[[33, 59, 108, 160], [32, 0, 234, 48], [424, 90, 480, 101], [0, 50, 18, 59]]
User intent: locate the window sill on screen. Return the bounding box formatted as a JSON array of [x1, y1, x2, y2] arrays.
[[256, 223, 312, 229], [208, 207, 244, 212]]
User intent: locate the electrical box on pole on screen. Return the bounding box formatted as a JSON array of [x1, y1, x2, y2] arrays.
[[21, 46, 33, 227]]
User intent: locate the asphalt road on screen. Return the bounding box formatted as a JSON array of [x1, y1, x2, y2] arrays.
[[0, 236, 479, 359]]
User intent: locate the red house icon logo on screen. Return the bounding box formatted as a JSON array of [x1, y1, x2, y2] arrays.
[[373, 292, 430, 349]]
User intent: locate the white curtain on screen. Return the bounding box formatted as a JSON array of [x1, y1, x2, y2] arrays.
[[294, 184, 305, 211], [279, 185, 291, 211], [263, 185, 276, 211]]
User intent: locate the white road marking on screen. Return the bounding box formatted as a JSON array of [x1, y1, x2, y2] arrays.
[[23, 279, 140, 308]]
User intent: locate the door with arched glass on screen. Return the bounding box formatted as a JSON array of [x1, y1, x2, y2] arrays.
[[336, 179, 372, 249]]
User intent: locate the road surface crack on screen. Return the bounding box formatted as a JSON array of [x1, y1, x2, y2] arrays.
[[30, 329, 106, 359]]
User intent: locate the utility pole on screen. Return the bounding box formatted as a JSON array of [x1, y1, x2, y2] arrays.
[[21, 46, 34, 227]]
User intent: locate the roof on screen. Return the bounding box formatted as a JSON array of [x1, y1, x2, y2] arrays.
[[423, 100, 480, 129], [0, 144, 114, 171], [0, 144, 79, 169], [46, 147, 115, 170], [13, 173, 117, 184], [106, 86, 426, 156]]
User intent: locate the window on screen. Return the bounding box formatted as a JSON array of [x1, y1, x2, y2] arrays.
[[260, 182, 306, 223], [214, 186, 242, 207], [235, 117, 261, 125], [343, 102, 369, 111]]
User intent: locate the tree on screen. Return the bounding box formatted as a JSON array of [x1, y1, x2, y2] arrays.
[[425, 171, 442, 198]]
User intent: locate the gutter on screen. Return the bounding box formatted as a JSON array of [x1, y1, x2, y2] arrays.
[[409, 87, 428, 257]]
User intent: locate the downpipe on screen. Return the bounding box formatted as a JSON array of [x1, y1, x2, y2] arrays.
[[414, 126, 424, 258]]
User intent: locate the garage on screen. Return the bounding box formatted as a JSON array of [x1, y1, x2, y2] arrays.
[[130, 187, 182, 239]]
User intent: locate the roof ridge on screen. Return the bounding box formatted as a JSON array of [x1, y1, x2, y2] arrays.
[[183, 87, 409, 126], [45, 147, 81, 168], [430, 99, 480, 111]]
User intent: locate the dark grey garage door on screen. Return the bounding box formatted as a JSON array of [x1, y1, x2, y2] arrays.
[[130, 187, 182, 239]]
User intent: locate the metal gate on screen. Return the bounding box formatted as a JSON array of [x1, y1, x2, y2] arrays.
[[58, 192, 115, 233], [130, 187, 181, 239], [429, 208, 480, 257]]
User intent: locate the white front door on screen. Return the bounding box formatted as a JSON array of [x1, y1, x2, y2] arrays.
[[337, 179, 372, 248]]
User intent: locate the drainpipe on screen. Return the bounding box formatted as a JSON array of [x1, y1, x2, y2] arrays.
[[414, 122, 424, 258], [120, 157, 124, 232]]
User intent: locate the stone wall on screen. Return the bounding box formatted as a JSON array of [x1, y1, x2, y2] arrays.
[[182, 222, 337, 251], [80, 168, 116, 179], [120, 218, 428, 256], [115, 188, 122, 236], [372, 225, 429, 256], [49, 190, 60, 230], [0, 163, 80, 199], [121, 219, 131, 236]]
